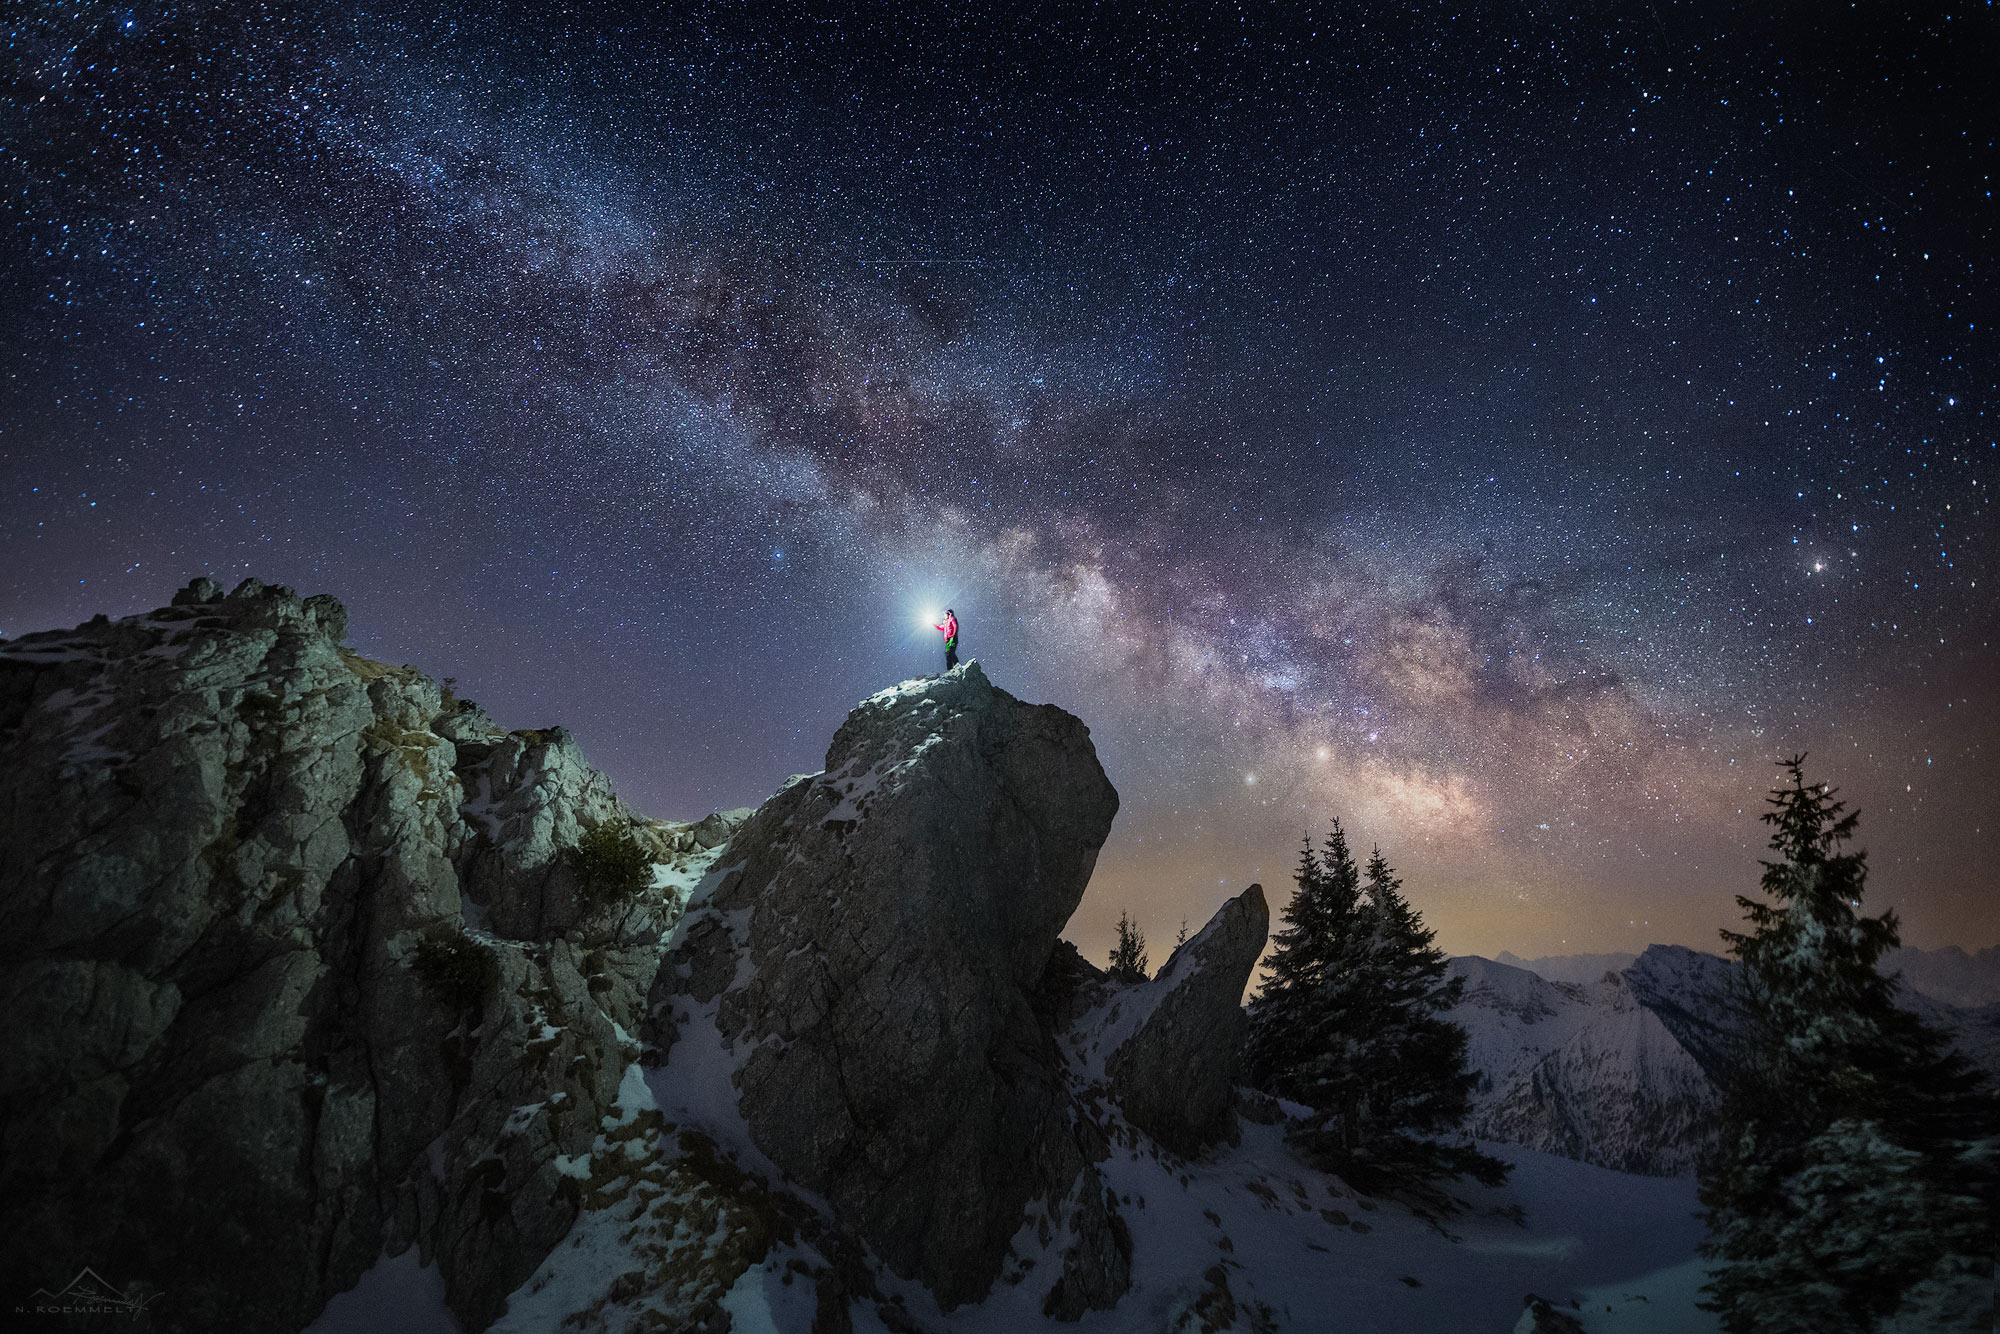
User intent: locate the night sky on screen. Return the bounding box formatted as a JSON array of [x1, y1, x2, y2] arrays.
[[6, 2, 1996, 962]]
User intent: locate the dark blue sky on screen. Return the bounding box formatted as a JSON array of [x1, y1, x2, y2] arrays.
[[6, 1, 1995, 959]]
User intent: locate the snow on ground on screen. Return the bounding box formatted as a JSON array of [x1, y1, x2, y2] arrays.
[[314, 973, 1719, 1334], [481, 1028, 1715, 1334], [857, 1127, 1710, 1334], [649, 841, 731, 927], [488, 1071, 675, 1334], [470, 832, 1718, 1333], [303, 1246, 461, 1334], [1557, 1259, 1716, 1334], [718, 1261, 824, 1334]]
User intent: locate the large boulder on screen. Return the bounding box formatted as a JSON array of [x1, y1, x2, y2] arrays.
[[0, 578, 729, 1333], [1101, 884, 1269, 1155], [647, 663, 1130, 1314]]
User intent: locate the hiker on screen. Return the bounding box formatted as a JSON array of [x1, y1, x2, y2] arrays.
[[934, 608, 959, 673]]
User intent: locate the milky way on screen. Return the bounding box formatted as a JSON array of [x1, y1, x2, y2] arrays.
[[5, 2, 1995, 960]]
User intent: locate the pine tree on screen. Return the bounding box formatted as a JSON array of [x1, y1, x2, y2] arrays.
[[1108, 910, 1150, 983], [1699, 757, 1994, 1333], [1351, 847, 1506, 1186], [1248, 825, 1505, 1192], [1246, 821, 1374, 1145]]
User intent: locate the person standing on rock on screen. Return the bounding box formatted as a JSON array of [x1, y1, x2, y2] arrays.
[[934, 608, 959, 674]]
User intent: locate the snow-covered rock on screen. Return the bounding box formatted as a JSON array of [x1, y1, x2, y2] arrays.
[[2, 596, 1293, 1331], [1617, 944, 1745, 1086], [19, 578, 1894, 1332]]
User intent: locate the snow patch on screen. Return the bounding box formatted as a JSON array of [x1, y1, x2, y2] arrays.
[[304, 1246, 460, 1334], [719, 1261, 819, 1334]]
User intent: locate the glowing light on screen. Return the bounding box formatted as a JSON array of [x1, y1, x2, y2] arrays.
[[1315, 746, 1329, 761], [1244, 773, 1257, 785]]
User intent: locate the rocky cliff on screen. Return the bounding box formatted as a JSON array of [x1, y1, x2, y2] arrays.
[[645, 667, 1266, 1320], [0, 581, 1265, 1333], [0, 578, 741, 1332]]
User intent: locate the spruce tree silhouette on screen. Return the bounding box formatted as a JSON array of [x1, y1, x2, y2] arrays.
[[1247, 821, 1504, 1193], [1699, 757, 1995, 1334], [1108, 910, 1150, 983]]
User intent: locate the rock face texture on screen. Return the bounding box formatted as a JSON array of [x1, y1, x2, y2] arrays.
[[2, 583, 1269, 1332], [0, 579, 740, 1334], [649, 664, 1137, 1315], [1096, 885, 1269, 1156], [1617, 944, 1747, 1087], [1448, 956, 1720, 1176]]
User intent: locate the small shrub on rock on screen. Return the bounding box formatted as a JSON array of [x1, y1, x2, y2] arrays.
[[569, 820, 652, 912], [412, 930, 498, 1014]]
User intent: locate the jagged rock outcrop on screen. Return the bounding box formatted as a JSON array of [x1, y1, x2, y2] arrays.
[[0, 578, 741, 1334], [4, 582, 1278, 1332], [647, 664, 1133, 1316], [1081, 885, 1269, 1156]]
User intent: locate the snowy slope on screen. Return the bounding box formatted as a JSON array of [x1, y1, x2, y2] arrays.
[[887, 1127, 1713, 1334], [1448, 957, 1719, 1177], [310, 941, 1986, 1334], [1615, 947, 1742, 1088], [1454, 943, 2000, 1185], [485, 1042, 1715, 1334], [469, 903, 1722, 1334]]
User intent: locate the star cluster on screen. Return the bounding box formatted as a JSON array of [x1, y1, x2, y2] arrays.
[[4, 2, 1995, 959]]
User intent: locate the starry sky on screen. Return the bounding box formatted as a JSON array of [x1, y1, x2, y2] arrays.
[[6, 2, 1996, 962]]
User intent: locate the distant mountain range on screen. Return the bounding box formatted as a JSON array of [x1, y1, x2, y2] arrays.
[[1879, 944, 2000, 1009], [1496, 942, 2000, 1008], [1451, 945, 2000, 1177], [1449, 950, 1718, 1176]]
